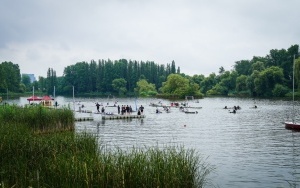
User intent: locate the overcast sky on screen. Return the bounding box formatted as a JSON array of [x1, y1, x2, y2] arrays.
[[0, 0, 299, 78]]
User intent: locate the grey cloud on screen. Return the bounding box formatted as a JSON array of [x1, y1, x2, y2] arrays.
[[0, 0, 299, 77]]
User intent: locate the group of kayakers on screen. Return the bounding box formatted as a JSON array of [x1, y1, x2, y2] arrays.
[[224, 105, 241, 113], [156, 107, 170, 113], [224, 105, 257, 113]]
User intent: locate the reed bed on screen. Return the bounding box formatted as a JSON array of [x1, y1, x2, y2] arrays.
[[0, 123, 213, 187], [0, 104, 74, 133], [0, 123, 98, 187], [101, 146, 213, 188], [0, 105, 213, 187]]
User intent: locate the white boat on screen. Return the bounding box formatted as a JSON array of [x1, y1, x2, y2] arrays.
[[179, 107, 198, 114], [149, 102, 165, 107], [285, 54, 300, 130]]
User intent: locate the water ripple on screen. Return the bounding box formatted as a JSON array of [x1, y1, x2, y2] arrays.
[[72, 97, 300, 188]]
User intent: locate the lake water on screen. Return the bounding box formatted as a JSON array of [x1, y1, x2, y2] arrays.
[[11, 96, 300, 187]]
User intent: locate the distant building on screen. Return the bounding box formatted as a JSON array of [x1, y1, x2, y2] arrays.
[[22, 74, 36, 83]]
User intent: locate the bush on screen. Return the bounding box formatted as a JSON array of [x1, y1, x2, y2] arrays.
[[272, 84, 289, 97]]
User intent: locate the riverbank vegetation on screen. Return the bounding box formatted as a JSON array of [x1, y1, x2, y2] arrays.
[[0, 106, 213, 187], [0, 105, 74, 133], [1, 44, 299, 99]]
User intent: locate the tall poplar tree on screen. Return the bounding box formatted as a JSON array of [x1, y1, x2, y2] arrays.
[[47, 68, 57, 95]]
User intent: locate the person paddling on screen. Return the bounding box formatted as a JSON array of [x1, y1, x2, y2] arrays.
[[230, 109, 236, 114]]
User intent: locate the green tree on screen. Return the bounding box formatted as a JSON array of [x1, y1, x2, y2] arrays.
[[234, 60, 252, 76], [171, 60, 176, 74], [294, 57, 300, 89], [266, 45, 299, 88], [207, 83, 227, 95], [236, 75, 248, 92], [54, 77, 65, 95], [96, 60, 105, 93], [247, 70, 260, 96], [0, 61, 21, 92], [191, 74, 205, 86], [37, 76, 47, 93], [205, 71, 237, 96], [272, 84, 289, 97], [251, 61, 265, 72], [160, 74, 193, 98], [32, 81, 40, 94], [177, 66, 181, 74], [135, 79, 157, 97], [47, 68, 57, 95], [19, 83, 26, 93], [21, 74, 31, 92], [219, 66, 225, 74], [89, 60, 98, 92], [200, 73, 217, 94], [186, 82, 202, 96], [63, 62, 90, 94], [254, 66, 284, 97], [220, 71, 237, 92], [112, 78, 127, 96], [266, 48, 287, 67], [0, 64, 5, 92]]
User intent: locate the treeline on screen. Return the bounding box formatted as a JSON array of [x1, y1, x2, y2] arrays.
[[189, 44, 299, 97], [52, 59, 178, 96], [1, 44, 299, 98], [0, 59, 178, 96]]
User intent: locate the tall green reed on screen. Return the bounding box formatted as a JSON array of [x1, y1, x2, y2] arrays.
[[0, 105, 213, 187], [0, 123, 97, 187], [0, 104, 74, 133]]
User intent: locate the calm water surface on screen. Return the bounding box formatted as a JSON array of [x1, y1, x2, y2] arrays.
[[14, 97, 300, 187]]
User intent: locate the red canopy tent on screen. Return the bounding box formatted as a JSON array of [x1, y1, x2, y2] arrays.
[[40, 96, 54, 107], [41, 96, 54, 101], [27, 96, 42, 102]]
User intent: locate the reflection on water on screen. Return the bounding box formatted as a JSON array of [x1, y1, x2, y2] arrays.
[[10, 97, 300, 187]]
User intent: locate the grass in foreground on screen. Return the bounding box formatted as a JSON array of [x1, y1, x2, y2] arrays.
[[0, 105, 213, 187]]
